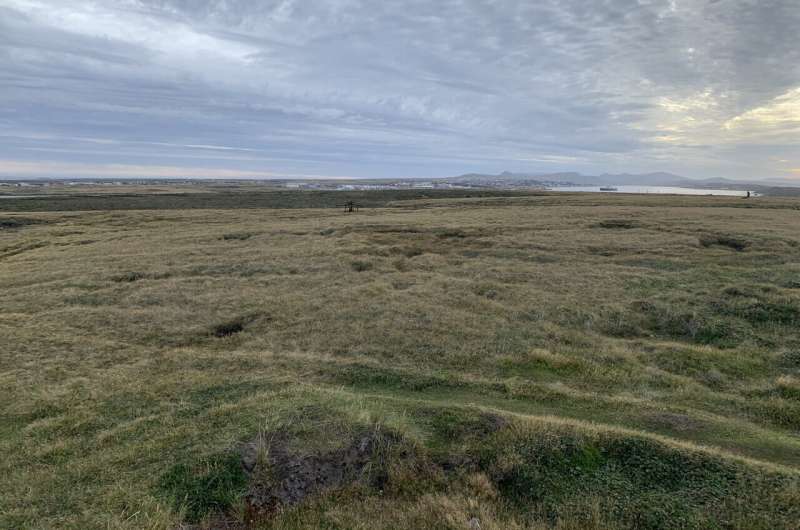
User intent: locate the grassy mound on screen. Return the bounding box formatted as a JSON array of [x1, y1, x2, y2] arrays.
[[152, 395, 800, 529]]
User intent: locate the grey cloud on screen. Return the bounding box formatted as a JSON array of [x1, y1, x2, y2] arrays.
[[0, 0, 798, 179]]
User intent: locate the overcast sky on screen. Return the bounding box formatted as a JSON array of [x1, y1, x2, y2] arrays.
[[1, 0, 798, 180]]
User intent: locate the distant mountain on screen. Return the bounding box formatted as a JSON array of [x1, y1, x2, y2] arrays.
[[446, 171, 791, 189], [447, 171, 583, 186]]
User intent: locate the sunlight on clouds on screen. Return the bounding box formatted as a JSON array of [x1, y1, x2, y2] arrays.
[[648, 87, 800, 149], [644, 90, 725, 145], [658, 90, 720, 113], [725, 87, 800, 132], [651, 134, 683, 144]]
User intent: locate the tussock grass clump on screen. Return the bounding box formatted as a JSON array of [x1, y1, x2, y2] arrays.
[[645, 344, 765, 387], [474, 283, 500, 299], [498, 349, 583, 378], [220, 231, 255, 241], [714, 294, 800, 326], [157, 450, 247, 523], [211, 318, 247, 337], [699, 233, 749, 251], [778, 349, 800, 370], [600, 301, 737, 346], [110, 269, 172, 282], [436, 228, 469, 238], [601, 291, 800, 347], [111, 271, 147, 282], [594, 219, 640, 229], [672, 288, 800, 349], [403, 246, 426, 258], [0, 217, 44, 229], [481, 420, 800, 528], [393, 257, 412, 272], [351, 259, 374, 272], [392, 278, 414, 290]]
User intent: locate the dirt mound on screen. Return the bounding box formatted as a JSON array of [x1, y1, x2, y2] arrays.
[[240, 431, 392, 522]]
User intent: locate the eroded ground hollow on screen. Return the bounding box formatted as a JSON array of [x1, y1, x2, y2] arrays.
[[239, 427, 404, 523]]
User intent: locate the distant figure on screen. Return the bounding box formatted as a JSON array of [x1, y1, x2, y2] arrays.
[[344, 200, 359, 213], [745, 191, 751, 199]]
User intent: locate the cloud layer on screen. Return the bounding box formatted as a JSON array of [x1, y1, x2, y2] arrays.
[[1, 0, 799, 179]]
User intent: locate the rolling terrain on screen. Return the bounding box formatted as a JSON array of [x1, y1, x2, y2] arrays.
[[2, 189, 800, 529]]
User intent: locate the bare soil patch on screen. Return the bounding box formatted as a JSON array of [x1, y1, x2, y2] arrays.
[[240, 429, 400, 523]]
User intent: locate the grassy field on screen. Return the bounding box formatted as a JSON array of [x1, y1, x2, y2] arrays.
[[2, 190, 800, 529], [0, 187, 537, 212]]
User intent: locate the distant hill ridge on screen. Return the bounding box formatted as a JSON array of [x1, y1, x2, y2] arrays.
[[446, 171, 794, 188]]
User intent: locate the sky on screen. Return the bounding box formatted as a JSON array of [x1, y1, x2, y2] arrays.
[[1, 0, 799, 181]]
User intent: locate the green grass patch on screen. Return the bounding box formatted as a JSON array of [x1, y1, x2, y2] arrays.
[[157, 450, 247, 523]]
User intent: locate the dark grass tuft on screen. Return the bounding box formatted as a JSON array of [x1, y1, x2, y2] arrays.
[[594, 219, 640, 229], [601, 301, 742, 347], [211, 319, 246, 338], [778, 350, 800, 370], [112, 271, 146, 283], [351, 260, 374, 272], [401, 247, 424, 258], [220, 232, 255, 241], [723, 300, 799, 325], [699, 234, 749, 251], [0, 217, 46, 229], [111, 271, 172, 282], [436, 229, 468, 239]]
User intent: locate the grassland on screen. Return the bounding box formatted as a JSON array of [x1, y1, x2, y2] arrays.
[[0, 187, 536, 212], [2, 190, 800, 529]]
